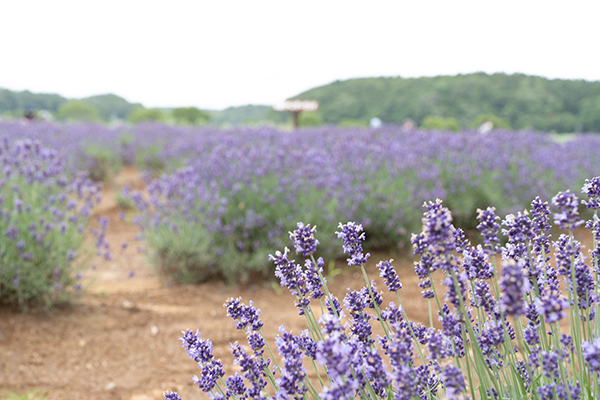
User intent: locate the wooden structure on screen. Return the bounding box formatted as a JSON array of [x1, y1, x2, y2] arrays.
[[272, 100, 319, 129]]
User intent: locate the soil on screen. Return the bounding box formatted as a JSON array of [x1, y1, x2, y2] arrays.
[[0, 167, 594, 400]]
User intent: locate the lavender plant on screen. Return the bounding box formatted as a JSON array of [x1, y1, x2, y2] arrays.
[[0, 137, 107, 308], [166, 177, 600, 399], [126, 126, 600, 284]]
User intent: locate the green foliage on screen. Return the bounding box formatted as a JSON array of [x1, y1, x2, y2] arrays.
[[128, 108, 167, 123], [580, 94, 600, 132], [57, 100, 100, 122], [0, 389, 49, 400], [293, 73, 600, 132], [0, 88, 66, 115], [338, 119, 368, 128], [420, 115, 461, 131], [298, 111, 322, 127], [81, 144, 121, 182], [470, 113, 511, 129], [80, 94, 142, 121], [208, 105, 290, 126], [172, 107, 211, 125]]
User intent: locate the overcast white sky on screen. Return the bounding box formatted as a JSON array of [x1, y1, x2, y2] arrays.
[[1, 1, 599, 110]]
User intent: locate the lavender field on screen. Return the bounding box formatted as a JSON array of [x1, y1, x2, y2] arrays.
[[2, 121, 600, 286]]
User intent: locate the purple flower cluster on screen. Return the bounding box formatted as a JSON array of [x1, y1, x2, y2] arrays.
[[377, 259, 402, 292], [476, 207, 501, 254], [179, 329, 225, 392], [274, 326, 308, 398], [499, 260, 530, 315], [268, 247, 326, 315], [289, 222, 319, 256], [224, 297, 263, 332], [552, 190, 583, 231], [581, 176, 600, 209], [335, 221, 371, 266]]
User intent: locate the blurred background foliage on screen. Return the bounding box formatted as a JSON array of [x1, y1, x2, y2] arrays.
[[2, 72, 600, 131]]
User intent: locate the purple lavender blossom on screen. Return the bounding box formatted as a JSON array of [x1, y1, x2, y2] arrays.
[[360, 346, 391, 397], [581, 176, 600, 209], [463, 245, 494, 281], [419, 199, 456, 259], [476, 207, 501, 254], [343, 289, 368, 313], [349, 311, 373, 345], [377, 259, 402, 291], [247, 331, 266, 355], [224, 297, 264, 332], [315, 330, 353, 380], [274, 326, 308, 398], [192, 359, 226, 392], [441, 364, 465, 400], [325, 295, 343, 317], [269, 248, 305, 294], [289, 222, 319, 256], [335, 221, 370, 266], [552, 190, 584, 231], [582, 338, 600, 372], [499, 259, 530, 315], [586, 215, 600, 270], [530, 196, 552, 234], [180, 329, 214, 363], [225, 373, 246, 398], [163, 391, 182, 400], [230, 342, 269, 398], [553, 234, 581, 277], [534, 291, 569, 324], [304, 258, 325, 299]]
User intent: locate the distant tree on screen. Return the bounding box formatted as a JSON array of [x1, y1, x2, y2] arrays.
[[57, 100, 100, 122], [171, 107, 211, 125], [299, 111, 322, 127], [82, 94, 142, 121], [580, 94, 600, 132], [470, 114, 511, 130], [420, 115, 461, 132], [128, 108, 167, 123]]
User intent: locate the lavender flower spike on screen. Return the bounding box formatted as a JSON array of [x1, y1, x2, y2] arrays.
[[582, 176, 600, 209], [582, 337, 600, 372], [499, 259, 530, 315], [335, 221, 370, 266], [163, 391, 182, 400], [476, 207, 501, 254], [377, 259, 402, 292], [289, 222, 319, 256], [552, 190, 583, 231]]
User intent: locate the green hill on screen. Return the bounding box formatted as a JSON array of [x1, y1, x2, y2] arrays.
[[0, 88, 142, 121], [292, 73, 600, 132]]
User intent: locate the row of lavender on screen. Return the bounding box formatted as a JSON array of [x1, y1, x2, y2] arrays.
[[3, 121, 600, 289], [0, 136, 107, 308], [126, 125, 600, 283]]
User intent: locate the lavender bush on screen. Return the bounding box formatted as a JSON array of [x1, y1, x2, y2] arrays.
[[166, 176, 600, 399], [128, 126, 600, 283], [0, 137, 107, 308]]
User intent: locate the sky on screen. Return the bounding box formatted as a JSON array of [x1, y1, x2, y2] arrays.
[[1, 1, 599, 110]]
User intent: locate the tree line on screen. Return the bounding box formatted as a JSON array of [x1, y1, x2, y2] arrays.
[[3, 72, 600, 131], [293, 72, 600, 132]]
